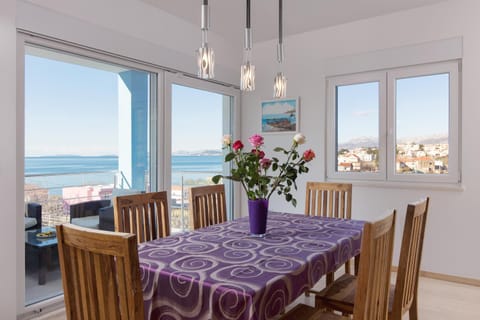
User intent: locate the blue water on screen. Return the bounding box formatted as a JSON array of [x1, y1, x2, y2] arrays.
[[25, 155, 223, 194]]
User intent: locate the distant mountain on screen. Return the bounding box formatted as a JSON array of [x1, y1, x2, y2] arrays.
[[397, 134, 448, 145], [339, 134, 448, 149], [173, 149, 222, 156], [339, 137, 377, 149]]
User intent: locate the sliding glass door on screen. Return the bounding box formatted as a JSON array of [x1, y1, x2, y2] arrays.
[[165, 75, 240, 232], [24, 44, 157, 305]]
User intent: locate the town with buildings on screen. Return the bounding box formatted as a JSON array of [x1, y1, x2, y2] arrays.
[[337, 142, 449, 174]]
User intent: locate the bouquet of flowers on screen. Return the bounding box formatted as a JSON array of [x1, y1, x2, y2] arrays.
[[212, 133, 315, 206]]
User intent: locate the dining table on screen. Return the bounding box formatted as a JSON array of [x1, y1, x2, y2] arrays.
[[138, 211, 365, 320]]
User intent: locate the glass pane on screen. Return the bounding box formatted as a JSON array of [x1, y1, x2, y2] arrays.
[[171, 84, 229, 232], [336, 82, 380, 172], [24, 46, 154, 305], [395, 74, 449, 174]]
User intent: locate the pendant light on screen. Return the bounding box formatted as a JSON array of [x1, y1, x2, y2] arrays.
[[273, 0, 287, 98], [197, 0, 215, 79], [240, 0, 255, 91]]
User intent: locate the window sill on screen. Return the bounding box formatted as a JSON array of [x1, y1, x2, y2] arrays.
[[328, 179, 465, 192]]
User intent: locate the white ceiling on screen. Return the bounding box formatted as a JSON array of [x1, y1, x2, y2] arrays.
[[142, 0, 448, 43]]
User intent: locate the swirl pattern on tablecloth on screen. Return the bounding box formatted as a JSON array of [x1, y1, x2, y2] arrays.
[[210, 282, 252, 320], [170, 255, 218, 272], [139, 212, 365, 320]]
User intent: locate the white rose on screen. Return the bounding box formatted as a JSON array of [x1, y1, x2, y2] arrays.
[[293, 133, 306, 145], [223, 134, 232, 146]]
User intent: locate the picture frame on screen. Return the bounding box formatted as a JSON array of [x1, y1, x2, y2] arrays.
[[261, 97, 299, 133]]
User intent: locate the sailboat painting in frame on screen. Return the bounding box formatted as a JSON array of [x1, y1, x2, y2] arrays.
[[261, 97, 299, 133]]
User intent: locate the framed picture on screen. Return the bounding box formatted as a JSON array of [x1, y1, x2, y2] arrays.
[[261, 97, 299, 133]]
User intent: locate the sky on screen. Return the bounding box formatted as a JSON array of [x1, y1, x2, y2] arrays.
[[25, 54, 119, 156], [25, 53, 225, 156], [337, 73, 449, 144], [171, 84, 223, 153]]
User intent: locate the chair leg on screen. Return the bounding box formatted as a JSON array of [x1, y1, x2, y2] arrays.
[[345, 259, 351, 274], [409, 297, 418, 320], [354, 254, 360, 276], [326, 271, 334, 286]]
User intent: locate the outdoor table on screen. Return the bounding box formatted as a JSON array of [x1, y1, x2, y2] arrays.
[[138, 211, 365, 320]]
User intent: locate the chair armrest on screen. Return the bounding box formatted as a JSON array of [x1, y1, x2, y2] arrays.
[[27, 202, 42, 228], [69, 199, 111, 221], [99, 206, 115, 231]]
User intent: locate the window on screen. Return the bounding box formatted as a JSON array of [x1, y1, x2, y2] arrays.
[[327, 61, 460, 184]]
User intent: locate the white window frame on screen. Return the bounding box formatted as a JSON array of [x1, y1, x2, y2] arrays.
[[387, 61, 460, 184], [326, 60, 461, 185], [326, 71, 387, 181]]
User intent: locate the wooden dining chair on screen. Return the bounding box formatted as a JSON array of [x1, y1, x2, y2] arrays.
[[280, 209, 396, 320], [189, 184, 227, 230], [56, 223, 144, 320], [313, 197, 429, 320], [113, 191, 170, 244], [305, 182, 353, 286]]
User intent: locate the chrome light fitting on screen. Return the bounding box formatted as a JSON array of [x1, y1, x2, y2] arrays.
[[273, 0, 287, 98], [197, 0, 215, 79], [240, 0, 255, 91]]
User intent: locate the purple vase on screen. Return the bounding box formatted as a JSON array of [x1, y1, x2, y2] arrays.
[[248, 198, 269, 236]]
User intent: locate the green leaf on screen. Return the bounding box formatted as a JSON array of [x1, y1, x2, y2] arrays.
[[212, 175, 223, 184], [225, 152, 236, 162], [292, 198, 297, 207], [274, 147, 285, 152]]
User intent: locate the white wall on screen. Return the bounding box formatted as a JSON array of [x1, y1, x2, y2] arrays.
[[0, 0, 19, 318], [242, 0, 480, 280]]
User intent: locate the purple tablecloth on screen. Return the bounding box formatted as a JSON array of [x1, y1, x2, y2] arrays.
[[138, 211, 364, 320]]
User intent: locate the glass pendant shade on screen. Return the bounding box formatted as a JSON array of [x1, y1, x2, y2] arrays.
[[197, 45, 215, 79], [197, 0, 214, 79], [240, 0, 255, 91], [273, 72, 287, 98], [240, 61, 255, 91]]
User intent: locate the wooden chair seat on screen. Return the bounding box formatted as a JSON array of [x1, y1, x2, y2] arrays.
[[315, 274, 397, 314], [315, 273, 357, 313]]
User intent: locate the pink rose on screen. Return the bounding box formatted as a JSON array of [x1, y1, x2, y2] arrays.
[[232, 140, 244, 152], [248, 134, 264, 148], [260, 158, 272, 169], [251, 149, 265, 159], [303, 149, 316, 162]]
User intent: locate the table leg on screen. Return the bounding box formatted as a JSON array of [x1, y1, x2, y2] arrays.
[[38, 246, 52, 285]]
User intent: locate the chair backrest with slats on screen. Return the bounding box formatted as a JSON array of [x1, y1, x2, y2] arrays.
[[353, 209, 396, 320], [189, 184, 227, 230], [56, 223, 144, 320], [391, 197, 430, 319], [305, 182, 352, 219], [113, 191, 170, 243]]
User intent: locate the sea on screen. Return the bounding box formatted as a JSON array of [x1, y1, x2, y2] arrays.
[[25, 155, 223, 194]]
